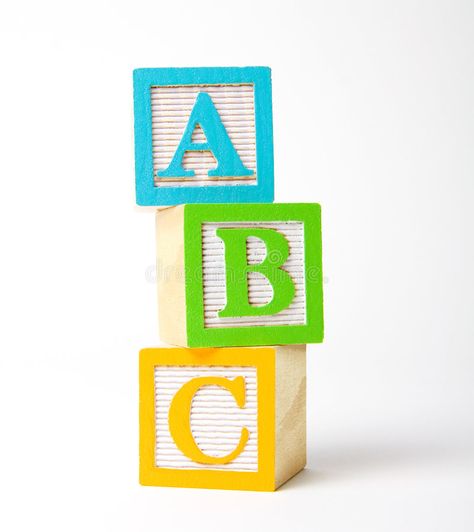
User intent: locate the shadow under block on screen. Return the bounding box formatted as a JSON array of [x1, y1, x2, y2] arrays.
[[139, 345, 306, 491], [133, 67, 274, 206], [156, 203, 324, 347]]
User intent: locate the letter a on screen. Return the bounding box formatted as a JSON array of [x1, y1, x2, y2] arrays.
[[157, 92, 254, 178]]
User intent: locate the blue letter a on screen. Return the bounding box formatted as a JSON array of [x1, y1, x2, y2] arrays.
[[157, 92, 254, 178]]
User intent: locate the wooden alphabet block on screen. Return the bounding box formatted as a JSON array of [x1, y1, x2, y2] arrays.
[[156, 203, 323, 347], [133, 67, 274, 206], [139, 345, 306, 491]]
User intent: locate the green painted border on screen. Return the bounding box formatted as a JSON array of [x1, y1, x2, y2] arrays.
[[184, 203, 324, 347]]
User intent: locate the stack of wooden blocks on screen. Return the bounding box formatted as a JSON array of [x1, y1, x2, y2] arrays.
[[134, 67, 324, 491]]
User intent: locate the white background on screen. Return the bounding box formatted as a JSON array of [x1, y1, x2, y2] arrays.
[[0, 1, 473, 531]]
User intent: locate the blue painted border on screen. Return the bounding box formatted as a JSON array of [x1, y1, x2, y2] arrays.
[[133, 67, 274, 206]]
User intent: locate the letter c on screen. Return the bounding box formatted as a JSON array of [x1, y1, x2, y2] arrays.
[[168, 376, 249, 465]]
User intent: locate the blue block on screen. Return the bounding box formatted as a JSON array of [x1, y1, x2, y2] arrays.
[[133, 67, 274, 206]]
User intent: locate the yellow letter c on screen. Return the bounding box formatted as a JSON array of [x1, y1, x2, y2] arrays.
[[168, 376, 249, 465]]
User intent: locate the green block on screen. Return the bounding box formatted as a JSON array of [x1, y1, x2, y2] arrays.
[[156, 203, 324, 347]]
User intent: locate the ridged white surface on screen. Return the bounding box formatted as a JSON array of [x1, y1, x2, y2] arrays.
[[202, 222, 307, 328], [154, 365, 258, 471], [151, 84, 257, 187]]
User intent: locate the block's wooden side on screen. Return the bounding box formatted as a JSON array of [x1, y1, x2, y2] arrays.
[[274, 344, 306, 488], [156, 206, 187, 346]]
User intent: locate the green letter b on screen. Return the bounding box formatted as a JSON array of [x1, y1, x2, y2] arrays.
[[216, 228, 296, 318]]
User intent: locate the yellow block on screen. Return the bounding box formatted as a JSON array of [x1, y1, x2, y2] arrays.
[[139, 345, 306, 491]]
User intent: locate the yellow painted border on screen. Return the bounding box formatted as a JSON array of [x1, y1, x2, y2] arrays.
[[139, 347, 276, 491]]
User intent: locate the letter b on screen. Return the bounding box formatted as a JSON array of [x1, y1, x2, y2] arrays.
[[216, 228, 296, 318]]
